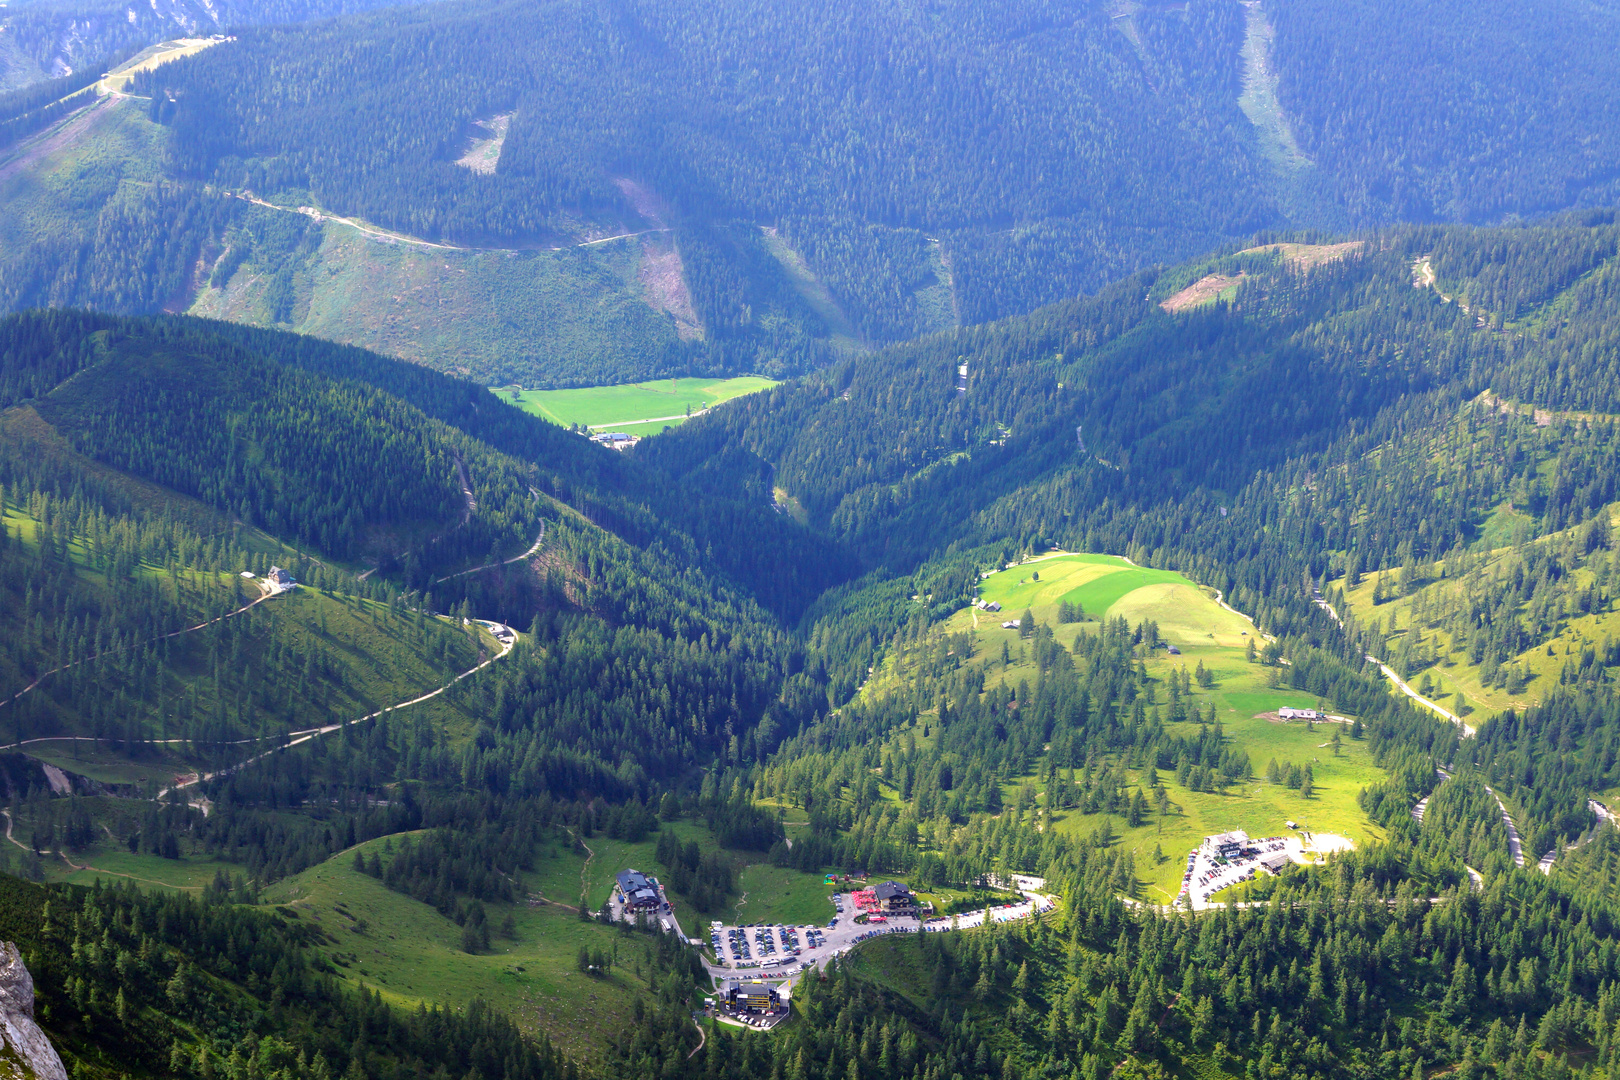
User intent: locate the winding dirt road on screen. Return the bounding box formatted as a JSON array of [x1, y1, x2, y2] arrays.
[[157, 620, 518, 800], [0, 579, 285, 715]]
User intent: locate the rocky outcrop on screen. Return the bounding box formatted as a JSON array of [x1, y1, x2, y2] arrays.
[[0, 943, 66, 1080]]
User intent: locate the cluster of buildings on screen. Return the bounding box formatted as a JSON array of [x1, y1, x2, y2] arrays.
[[589, 431, 639, 451], [1198, 829, 1293, 874], [849, 880, 918, 917]]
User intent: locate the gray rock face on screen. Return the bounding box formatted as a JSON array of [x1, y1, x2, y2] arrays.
[[0, 943, 67, 1080]]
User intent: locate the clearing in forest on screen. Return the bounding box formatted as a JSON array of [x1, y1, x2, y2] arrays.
[[454, 113, 512, 174], [496, 376, 778, 435], [98, 37, 226, 95], [1241, 240, 1365, 270], [1160, 273, 1245, 312]]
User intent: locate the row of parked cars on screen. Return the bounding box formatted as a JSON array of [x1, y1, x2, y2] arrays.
[[715, 923, 816, 965]]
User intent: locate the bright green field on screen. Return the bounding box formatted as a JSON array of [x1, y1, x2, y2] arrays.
[[731, 863, 837, 926], [497, 377, 778, 435], [980, 554, 1194, 623], [978, 554, 1255, 648]]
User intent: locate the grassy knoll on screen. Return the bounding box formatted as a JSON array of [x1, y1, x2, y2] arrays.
[[261, 835, 659, 1065], [519, 817, 833, 929], [0, 791, 254, 891], [54, 850, 249, 892], [860, 552, 1387, 901], [1048, 715, 1386, 903], [498, 376, 777, 434], [19, 740, 203, 790], [978, 554, 1203, 628]]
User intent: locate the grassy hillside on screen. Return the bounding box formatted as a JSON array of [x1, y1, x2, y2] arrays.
[[841, 552, 1387, 904], [1340, 503, 1620, 718], [261, 833, 655, 1065], [0, 484, 489, 750], [188, 217, 697, 386]]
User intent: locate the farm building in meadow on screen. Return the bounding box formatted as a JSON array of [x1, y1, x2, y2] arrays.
[[1278, 707, 1325, 721], [1202, 830, 1249, 860], [616, 869, 662, 910]]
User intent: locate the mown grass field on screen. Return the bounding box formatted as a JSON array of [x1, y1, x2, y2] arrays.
[[498, 376, 777, 435], [731, 863, 836, 926]]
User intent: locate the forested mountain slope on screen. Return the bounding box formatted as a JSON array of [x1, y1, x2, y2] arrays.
[[3, 0, 1618, 386], [641, 215, 1620, 816], [8, 218, 1620, 1080], [0, 0, 439, 93], [645, 217, 1620, 578]]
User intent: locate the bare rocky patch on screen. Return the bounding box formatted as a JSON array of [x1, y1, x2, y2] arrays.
[[1160, 273, 1244, 312], [454, 113, 511, 174], [637, 235, 701, 340]]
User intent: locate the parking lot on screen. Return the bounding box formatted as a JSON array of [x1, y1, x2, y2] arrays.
[[704, 892, 921, 974], [700, 884, 1059, 984], [1179, 835, 1303, 908]]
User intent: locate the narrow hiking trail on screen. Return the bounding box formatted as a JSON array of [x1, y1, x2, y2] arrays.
[[0, 580, 286, 714], [156, 621, 518, 800], [566, 828, 596, 910]]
